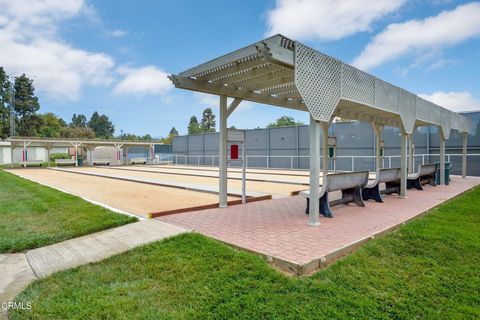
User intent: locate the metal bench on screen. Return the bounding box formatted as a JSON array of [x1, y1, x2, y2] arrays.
[[300, 170, 369, 218], [362, 168, 401, 202], [407, 164, 437, 190], [55, 159, 76, 166], [92, 159, 110, 166], [130, 157, 147, 165], [19, 160, 43, 167]]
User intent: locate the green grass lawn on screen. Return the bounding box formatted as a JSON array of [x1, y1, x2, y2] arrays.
[[0, 170, 137, 253], [11, 186, 480, 319]]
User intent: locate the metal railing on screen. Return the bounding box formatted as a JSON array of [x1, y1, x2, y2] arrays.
[[170, 153, 480, 172]]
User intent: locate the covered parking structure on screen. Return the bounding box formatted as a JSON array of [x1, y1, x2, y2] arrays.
[[170, 34, 473, 226], [7, 137, 159, 167]]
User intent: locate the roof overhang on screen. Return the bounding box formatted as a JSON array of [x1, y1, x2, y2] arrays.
[[7, 137, 160, 148], [170, 34, 473, 137]]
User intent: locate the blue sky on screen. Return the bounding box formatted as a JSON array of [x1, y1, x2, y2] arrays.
[[1, 0, 479, 137]]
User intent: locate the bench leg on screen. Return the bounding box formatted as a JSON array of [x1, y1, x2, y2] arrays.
[[384, 181, 400, 195], [362, 185, 383, 203], [349, 186, 365, 207], [319, 193, 333, 218], [305, 196, 333, 218], [428, 174, 436, 186], [407, 178, 423, 190]]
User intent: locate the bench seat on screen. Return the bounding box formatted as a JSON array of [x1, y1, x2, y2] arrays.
[[407, 164, 436, 190], [130, 157, 147, 165], [92, 159, 110, 166], [20, 160, 43, 167], [300, 170, 369, 218], [55, 159, 76, 166], [362, 168, 401, 202]]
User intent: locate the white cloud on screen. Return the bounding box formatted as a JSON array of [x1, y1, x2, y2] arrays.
[[109, 29, 128, 37], [353, 2, 480, 70], [114, 66, 172, 96], [419, 91, 480, 112], [265, 0, 406, 41], [0, 0, 115, 100]]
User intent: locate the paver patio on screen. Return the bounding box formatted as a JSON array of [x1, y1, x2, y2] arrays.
[[159, 176, 480, 274]]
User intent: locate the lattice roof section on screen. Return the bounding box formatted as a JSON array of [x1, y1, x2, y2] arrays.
[[170, 34, 473, 135]]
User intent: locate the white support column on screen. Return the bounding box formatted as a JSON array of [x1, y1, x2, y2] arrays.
[[462, 132, 467, 178], [372, 123, 382, 171], [400, 129, 408, 198], [71, 142, 82, 167], [321, 122, 329, 183], [219, 95, 228, 208], [439, 130, 446, 185], [22, 141, 27, 167], [10, 143, 14, 168], [308, 115, 320, 227], [408, 134, 414, 174], [114, 144, 124, 165]]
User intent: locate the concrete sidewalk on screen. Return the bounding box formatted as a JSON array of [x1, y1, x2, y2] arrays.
[[0, 219, 187, 317]]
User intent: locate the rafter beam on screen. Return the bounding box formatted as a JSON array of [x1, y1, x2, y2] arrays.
[[226, 98, 242, 118], [170, 75, 305, 111]]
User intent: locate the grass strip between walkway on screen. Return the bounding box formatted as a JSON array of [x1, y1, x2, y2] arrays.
[[0, 170, 137, 253], [11, 186, 480, 319]]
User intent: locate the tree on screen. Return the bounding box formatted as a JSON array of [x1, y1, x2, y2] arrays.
[[14, 74, 40, 136], [201, 108, 216, 132], [0, 67, 11, 139], [169, 127, 179, 136], [60, 126, 96, 139], [88, 111, 114, 139], [267, 116, 303, 128], [161, 127, 179, 144], [38, 113, 67, 138], [188, 116, 202, 134], [70, 113, 87, 128]]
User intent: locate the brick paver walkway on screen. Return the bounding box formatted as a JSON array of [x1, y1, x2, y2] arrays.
[[159, 176, 480, 273]]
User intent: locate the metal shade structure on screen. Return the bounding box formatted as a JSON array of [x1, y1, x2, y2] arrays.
[[7, 137, 159, 167], [170, 34, 472, 226]]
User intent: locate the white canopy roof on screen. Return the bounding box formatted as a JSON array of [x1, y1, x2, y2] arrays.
[[170, 34, 472, 139]]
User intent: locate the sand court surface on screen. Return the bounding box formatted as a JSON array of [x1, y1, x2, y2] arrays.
[[6, 169, 236, 218], [55, 166, 307, 197]]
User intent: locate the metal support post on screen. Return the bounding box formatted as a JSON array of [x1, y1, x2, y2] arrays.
[[439, 131, 446, 185], [462, 132, 467, 178], [372, 123, 382, 171], [400, 129, 408, 198], [308, 115, 320, 227], [219, 95, 228, 207], [408, 134, 414, 174]]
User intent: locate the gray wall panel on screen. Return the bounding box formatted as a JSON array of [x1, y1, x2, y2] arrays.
[[172, 112, 480, 175]]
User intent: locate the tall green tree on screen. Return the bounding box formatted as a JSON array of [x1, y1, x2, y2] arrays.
[[188, 116, 202, 134], [0, 67, 11, 139], [88, 111, 115, 139], [200, 108, 216, 132], [169, 127, 179, 136], [267, 116, 304, 128], [14, 74, 40, 136], [70, 113, 87, 128], [38, 113, 67, 138], [60, 126, 96, 139], [161, 127, 179, 144]]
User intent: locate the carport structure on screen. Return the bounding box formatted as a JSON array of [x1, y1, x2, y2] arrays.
[[169, 34, 473, 226]]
